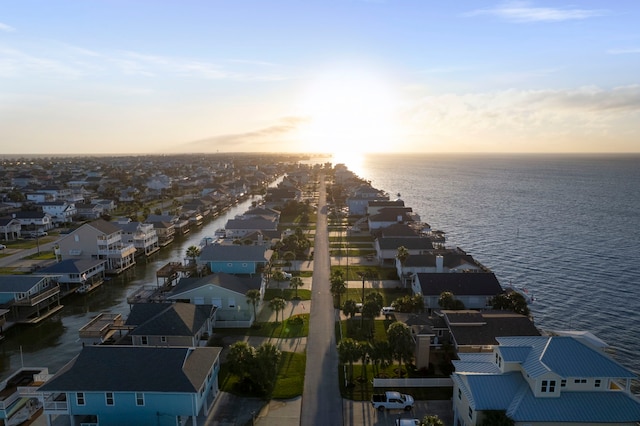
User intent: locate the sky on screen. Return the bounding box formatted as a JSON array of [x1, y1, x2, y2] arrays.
[[1, 1, 639, 155]]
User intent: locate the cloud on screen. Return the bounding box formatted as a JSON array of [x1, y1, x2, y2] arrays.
[[0, 22, 15, 32], [466, 1, 606, 23], [403, 85, 640, 150], [181, 116, 310, 152]]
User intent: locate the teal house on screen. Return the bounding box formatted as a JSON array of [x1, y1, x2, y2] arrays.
[[37, 345, 222, 426]]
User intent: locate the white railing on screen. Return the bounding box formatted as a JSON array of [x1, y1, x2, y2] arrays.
[[372, 377, 453, 388], [213, 320, 252, 328], [0, 393, 19, 410]]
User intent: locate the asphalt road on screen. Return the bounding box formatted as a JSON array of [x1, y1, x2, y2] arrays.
[[300, 173, 344, 425]]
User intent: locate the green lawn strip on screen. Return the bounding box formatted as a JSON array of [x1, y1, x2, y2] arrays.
[[343, 287, 410, 306], [339, 318, 393, 342], [0, 267, 25, 275], [264, 288, 311, 301], [271, 351, 306, 399], [329, 236, 375, 243], [25, 252, 56, 260], [215, 314, 310, 338], [329, 249, 376, 256], [331, 265, 398, 281]]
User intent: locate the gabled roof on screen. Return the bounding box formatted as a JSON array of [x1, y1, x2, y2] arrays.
[[445, 310, 540, 346], [0, 275, 51, 293], [199, 244, 269, 262], [39, 258, 106, 274], [38, 346, 221, 393], [377, 237, 433, 251], [169, 273, 262, 297], [369, 207, 413, 222], [377, 223, 419, 238], [126, 303, 213, 336], [225, 217, 278, 231], [86, 218, 121, 235], [497, 336, 637, 379], [415, 272, 503, 296]]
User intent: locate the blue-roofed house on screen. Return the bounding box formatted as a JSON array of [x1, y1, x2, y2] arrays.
[[452, 335, 640, 425], [37, 345, 222, 426], [0, 275, 62, 323], [198, 244, 271, 275], [166, 273, 264, 328], [38, 258, 106, 293]]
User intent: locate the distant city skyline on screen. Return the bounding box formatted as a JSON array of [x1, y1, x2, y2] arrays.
[[2, 1, 639, 155]]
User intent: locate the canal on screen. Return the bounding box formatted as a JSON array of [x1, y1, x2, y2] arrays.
[[0, 194, 266, 379]]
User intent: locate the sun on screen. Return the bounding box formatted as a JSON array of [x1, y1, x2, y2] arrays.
[[297, 68, 401, 154]]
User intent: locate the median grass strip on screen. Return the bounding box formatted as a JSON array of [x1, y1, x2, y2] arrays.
[[264, 288, 311, 301], [271, 351, 306, 399], [215, 314, 310, 338]]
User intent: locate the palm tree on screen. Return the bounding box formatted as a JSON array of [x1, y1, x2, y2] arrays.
[[396, 245, 410, 286], [185, 245, 201, 267], [271, 270, 286, 291], [246, 289, 261, 322], [330, 270, 347, 307], [268, 297, 286, 323], [387, 322, 415, 376], [342, 299, 358, 319], [337, 337, 360, 384], [289, 276, 304, 299], [282, 250, 296, 272], [421, 415, 445, 426], [369, 340, 392, 376]]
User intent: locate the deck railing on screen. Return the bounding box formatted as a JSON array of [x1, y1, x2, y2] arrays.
[[13, 285, 60, 306]]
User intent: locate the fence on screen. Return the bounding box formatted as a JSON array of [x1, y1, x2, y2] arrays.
[[372, 377, 453, 388]]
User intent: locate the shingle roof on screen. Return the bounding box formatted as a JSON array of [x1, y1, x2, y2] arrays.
[[169, 273, 262, 297], [39, 258, 106, 274], [199, 244, 268, 262], [38, 346, 221, 393], [415, 272, 503, 296], [377, 237, 433, 250], [127, 303, 212, 337], [87, 218, 121, 235], [0, 275, 50, 293]]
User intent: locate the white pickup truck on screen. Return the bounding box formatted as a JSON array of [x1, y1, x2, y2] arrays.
[[371, 391, 414, 411]]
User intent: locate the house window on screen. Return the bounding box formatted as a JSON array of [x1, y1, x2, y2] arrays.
[[77, 392, 85, 406], [549, 380, 556, 392], [227, 263, 233, 267], [458, 389, 462, 400], [595, 379, 601, 388], [495, 353, 498, 363], [106, 392, 114, 406], [228, 298, 236, 308], [160, 336, 167, 343], [468, 407, 473, 419], [561, 379, 567, 387], [541, 380, 548, 392], [242, 263, 248, 267], [136, 393, 144, 406], [574, 378, 587, 384], [75, 235, 79, 242], [141, 336, 148, 345]]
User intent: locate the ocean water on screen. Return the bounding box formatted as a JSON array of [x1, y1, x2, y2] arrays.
[[338, 153, 640, 380]]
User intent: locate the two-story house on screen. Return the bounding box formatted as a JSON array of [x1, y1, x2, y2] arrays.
[[346, 184, 390, 216], [0, 217, 21, 241], [452, 335, 640, 425], [56, 219, 136, 275], [114, 219, 160, 257], [0, 275, 62, 323], [37, 345, 222, 426], [39, 201, 77, 225], [412, 272, 503, 310], [198, 244, 271, 275], [125, 302, 216, 347], [167, 273, 264, 328]]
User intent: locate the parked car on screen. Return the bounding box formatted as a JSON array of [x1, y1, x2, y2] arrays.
[[0, 244, 6, 250], [381, 306, 396, 316], [282, 271, 292, 280], [371, 391, 414, 411], [395, 419, 420, 426]]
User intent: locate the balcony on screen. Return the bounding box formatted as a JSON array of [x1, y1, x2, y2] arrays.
[[41, 392, 68, 413], [97, 244, 136, 258], [13, 285, 60, 306]]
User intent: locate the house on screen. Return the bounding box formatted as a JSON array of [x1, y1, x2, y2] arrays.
[[145, 214, 178, 246], [198, 244, 271, 274], [395, 249, 487, 284], [368, 207, 417, 231], [346, 184, 389, 216], [0, 367, 51, 425], [224, 216, 278, 240], [166, 273, 264, 327], [125, 302, 216, 347], [12, 211, 53, 234], [367, 199, 406, 216], [75, 202, 105, 220], [114, 219, 160, 257], [39, 258, 106, 293], [56, 219, 136, 275], [412, 272, 503, 310], [452, 335, 640, 425], [37, 345, 222, 426], [374, 237, 434, 264], [0, 217, 21, 241], [39, 201, 77, 225], [0, 275, 62, 323], [442, 310, 540, 353]]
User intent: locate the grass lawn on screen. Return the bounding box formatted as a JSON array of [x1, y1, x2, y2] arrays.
[[264, 288, 311, 301], [337, 318, 395, 343], [272, 351, 306, 399], [343, 287, 410, 306], [332, 265, 398, 281], [215, 314, 310, 338], [25, 251, 56, 260], [0, 267, 24, 274]]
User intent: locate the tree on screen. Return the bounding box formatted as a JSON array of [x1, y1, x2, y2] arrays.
[[272, 270, 286, 290], [357, 340, 371, 380], [387, 322, 415, 376], [185, 245, 201, 267], [282, 250, 296, 271], [289, 276, 304, 299], [337, 337, 360, 384], [421, 415, 445, 426], [252, 342, 282, 394], [330, 270, 347, 307], [342, 299, 358, 319], [438, 291, 455, 309], [246, 289, 261, 322], [491, 292, 530, 316], [268, 297, 286, 323], [396, 245, 410, 285], [479, 410, 515, 426], [369, 340, 393, 376], [226, 341, 255, 378], [392, 294, 425, 313]]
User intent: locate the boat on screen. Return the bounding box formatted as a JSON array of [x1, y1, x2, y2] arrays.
[[505, 282, 535, 304]]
